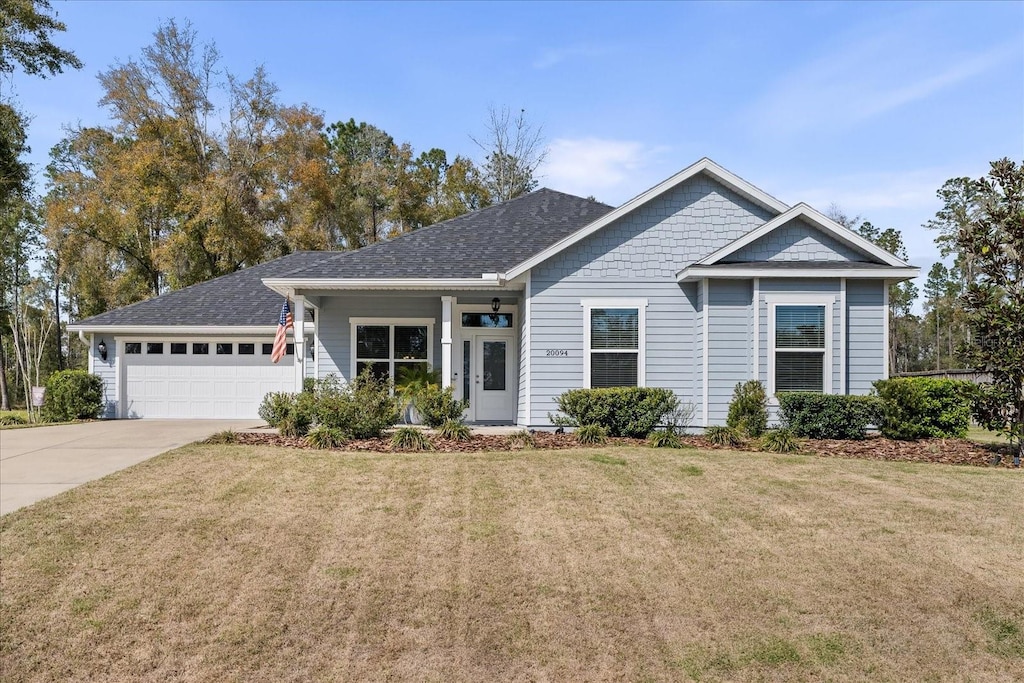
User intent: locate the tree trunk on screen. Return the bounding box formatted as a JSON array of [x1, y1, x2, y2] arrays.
[[0, 333, 10, 411], [54, 266, 64, 371]]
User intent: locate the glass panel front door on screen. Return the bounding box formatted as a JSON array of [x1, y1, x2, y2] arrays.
[[473, 335, 514, 422]]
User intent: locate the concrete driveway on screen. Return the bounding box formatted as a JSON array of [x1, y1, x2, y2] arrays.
[[0, 420, 259, 515]]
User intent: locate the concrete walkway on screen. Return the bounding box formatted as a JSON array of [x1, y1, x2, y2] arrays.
[[0, 419, 258, 515]]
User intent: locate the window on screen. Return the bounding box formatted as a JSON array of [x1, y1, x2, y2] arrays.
[[285, 343, 294, 356], [146, 342, 164, 354], [193, 343, 209, 355], [582, 299, 646, 388], [125, 342, 141, 355], [170, 343, 187, 355], [461, 312, 513, 328], [238, 343, 255, 355], [216, 343, 233, 355], [352, 319, 433, 383], [768, 297, 833, 395], [262, 343, 273, 355]]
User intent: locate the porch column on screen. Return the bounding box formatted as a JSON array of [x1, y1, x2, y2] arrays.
[[293, 294, 305, 392], [441, 296, 454, 388]]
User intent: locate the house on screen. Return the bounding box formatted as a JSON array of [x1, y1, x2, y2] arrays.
[[68, 158, 919, 427]]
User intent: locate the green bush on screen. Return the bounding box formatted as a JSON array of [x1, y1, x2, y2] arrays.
[[391, 427, 433, 451], [760, 428, 801, 453], [873, 377, 974, 440], [437, 419, 471, 441], [306, 425, 349, 449], [314, 369, 399, 439], [416, 385, 469, 428], [0, 413, 27, 426], [705, 425, 742, 447], [726, 380, 768, 437], [575, 424, 608, 445], [259, 392, 295, 427], [41, 370, 104, 422], [648, 430, 684, 449], [259, 391, 316, 436], [777, 393, 882, 440], [551, 387, 679, 438]]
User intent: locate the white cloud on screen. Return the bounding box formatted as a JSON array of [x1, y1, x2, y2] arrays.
[[751, 37, 1017, 135], [532, 44, 607, 70], [539, 138, 667, 201]]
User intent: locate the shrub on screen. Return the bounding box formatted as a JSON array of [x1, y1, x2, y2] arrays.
[[314, 369, 399, 439], [649, 430, 684, 449], [551, 387, 679, 438], [726, 380, 768, 437], [506, 429, 536, 449], [705, 425, 742, 447], [760, 428, 801, 453], [575, 424, 608, 445], [873, 377, 974, 440], [41, 370, 104, 422], [416, 385, 469, 428], [437, 419, 471, 441], [259, 392, 295, 427], [777, 393, 882, 440], [306, 425, 349, 449], [391, 427, 433, 451]]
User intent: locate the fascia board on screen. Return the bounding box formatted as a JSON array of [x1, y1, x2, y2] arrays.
[[66, 324, 315, 334], [676, 265, 920, 282], [501, 158, 790, 281], [698, 204, 911, 268], [260, 276, 516, 293]]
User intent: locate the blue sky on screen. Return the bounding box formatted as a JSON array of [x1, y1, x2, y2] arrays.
[[8, 1, 1024, 302]]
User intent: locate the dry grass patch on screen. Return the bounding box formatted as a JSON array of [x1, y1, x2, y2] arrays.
[[1, 445, 1022, 682]]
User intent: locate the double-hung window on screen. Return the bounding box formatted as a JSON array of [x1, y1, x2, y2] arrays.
[[583, 299, 646, 388], [352, 318, 433, 383], [769, 296, 833, 394]]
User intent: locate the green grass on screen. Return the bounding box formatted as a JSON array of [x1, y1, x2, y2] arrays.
[[967, 425, 1009, 444]]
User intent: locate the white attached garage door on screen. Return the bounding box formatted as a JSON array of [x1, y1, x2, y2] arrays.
[[123, 340, 295, 419]]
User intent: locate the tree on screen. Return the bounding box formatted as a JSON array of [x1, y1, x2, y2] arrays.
[[953, 158, 1024, 465], [471, 106, 546, 202], [0, 0, 82, 78]]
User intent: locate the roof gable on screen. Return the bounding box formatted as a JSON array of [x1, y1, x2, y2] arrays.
[[696, 203, 911, 268], [502, 158, 789, 280], [726, 216, 872, 264]]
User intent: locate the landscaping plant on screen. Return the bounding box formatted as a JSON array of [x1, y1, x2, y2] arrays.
[[505, 429, 536, 449], [726, 380, 768, 437], [648, 430, 684, 449], [306, 426, 349, 449], [551, 387, 679, 438], [872, 377, 973, 440], [575, 424, 608, 445], [778, 393, 882, 440], [314, 369, 399, 439], [416, 385, 469, 428], [391, 427, 433, 451], [437, 419, 472, 441], [760, 428, 801, 453], [40, 370, 104, 422], [704, 425, 742, 447]]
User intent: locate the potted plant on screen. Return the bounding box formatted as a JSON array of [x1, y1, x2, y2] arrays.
[[395, 364, 441, 424]]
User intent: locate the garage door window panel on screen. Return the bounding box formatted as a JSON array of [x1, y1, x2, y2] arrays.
[[217, 343, 233, 355], [193, 343, 209, 355], [125, 342, 141, 354], [170, 343, 186, 355]]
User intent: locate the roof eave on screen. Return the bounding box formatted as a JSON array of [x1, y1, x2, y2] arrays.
[[66, 323, 315, 334], [261, 275, 519, 297], [676, 265, 921, 282]]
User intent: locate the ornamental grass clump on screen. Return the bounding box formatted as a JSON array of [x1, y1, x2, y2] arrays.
[[648, 430, 684, 449], [575, 424, 608, 445], [306, 426, 350, 450], [760, 428, 801, 453], [437, 419, 472, 441], [705, 425, 742, 447], [391, 427, 433, 452], [505, 429, 536, 449]]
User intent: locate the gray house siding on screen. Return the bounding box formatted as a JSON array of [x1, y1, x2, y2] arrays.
[[93, 336, 117, 418], [846, 280, 886, 394], [706, 280, 753, 425], [731, 218, 866, 262]]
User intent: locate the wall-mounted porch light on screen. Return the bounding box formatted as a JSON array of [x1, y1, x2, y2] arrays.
[[491, 297, 501, 313], [97, 339, 108, 361]]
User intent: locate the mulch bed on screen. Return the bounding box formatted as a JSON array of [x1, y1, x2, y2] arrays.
[[217, 430, 1020, 469]]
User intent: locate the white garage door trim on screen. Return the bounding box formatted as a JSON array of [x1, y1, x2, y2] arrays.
[[119, 337, 299, 419]]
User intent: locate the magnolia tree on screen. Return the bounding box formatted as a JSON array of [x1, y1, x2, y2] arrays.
[[954, 158, 1023, 466]]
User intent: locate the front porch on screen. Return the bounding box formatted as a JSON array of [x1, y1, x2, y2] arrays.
[[292, 290, 525, 426]]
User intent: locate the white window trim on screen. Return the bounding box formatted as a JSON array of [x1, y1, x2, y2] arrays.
[[766, 294, 835, 397], [349, 317, 435, 381], [581, 298, 648, 389]]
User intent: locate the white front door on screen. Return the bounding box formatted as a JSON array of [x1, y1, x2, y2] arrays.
[[471, 334, 515, 423]]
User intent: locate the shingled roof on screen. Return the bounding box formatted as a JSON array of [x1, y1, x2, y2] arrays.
[[277, 188, 613, 279], [70, 189, 613, 328]]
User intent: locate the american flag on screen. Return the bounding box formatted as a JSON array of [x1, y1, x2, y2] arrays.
[[271, 299, 293, 364]]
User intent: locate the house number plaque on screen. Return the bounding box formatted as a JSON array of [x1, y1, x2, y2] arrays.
[[545, 349, 569, 357]]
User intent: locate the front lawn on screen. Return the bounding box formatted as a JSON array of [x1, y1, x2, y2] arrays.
[[1, 445, 1021, 681]]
